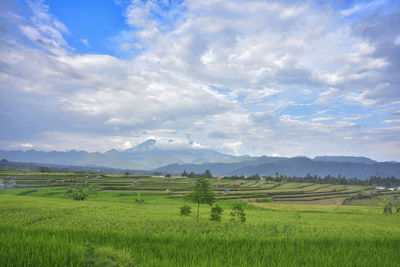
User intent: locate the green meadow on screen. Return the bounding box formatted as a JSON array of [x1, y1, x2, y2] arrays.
[[0, 172, 399, 266]]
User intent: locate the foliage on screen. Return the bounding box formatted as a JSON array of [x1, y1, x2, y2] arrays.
[[204, 170, 213, 179], [210, 205, 223, 221], [383, 198, 393, 214], [65, 179, 95, 201], [179, 205, 191, 216], [134, 192, 145, 204], [165, 174, 171, 178], [186, 178, 215, 221], [182, 170, 213, 179], [247, 173, 261, 180], [39, 166, 51, 173], [231, 202, 246, 223], [224, 173, 400, 187]]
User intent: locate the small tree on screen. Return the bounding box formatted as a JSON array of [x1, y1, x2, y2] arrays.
[[231, 202, 246, 223], [186, 178, 215, 221], [395, 203, 400, 213], [383, 198, 392, 214], [204, 169, 213, 179], [210, 205, 223, 221], [180, 205, 191, 216], [134, 192, 145, 204], [165, 174, 171, 178], [65, 179, 95, 201]]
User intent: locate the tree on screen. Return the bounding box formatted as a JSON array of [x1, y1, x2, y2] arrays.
[[383, 198, 393, 214], [204, 169, 213, 179], [180, 205, 191, 216], [231, 202, 246, 223], [39, 166, 51, 173], [65, 179, 95, 201], [210, 205, 223, 221], [186, 178, 215, 221], [165, 173, 171, 178]]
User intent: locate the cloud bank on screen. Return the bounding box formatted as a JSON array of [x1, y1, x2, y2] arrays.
[[0, 0, 399, 161]]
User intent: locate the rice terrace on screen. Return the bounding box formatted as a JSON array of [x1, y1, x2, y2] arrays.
[[1, 170, 400, 266]]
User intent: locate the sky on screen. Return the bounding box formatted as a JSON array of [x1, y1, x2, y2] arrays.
[[0, 0, 399, 161]]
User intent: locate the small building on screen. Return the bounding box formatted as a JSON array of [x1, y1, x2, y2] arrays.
[[375, 186, 386, 190], [224, 190, 230, 194]]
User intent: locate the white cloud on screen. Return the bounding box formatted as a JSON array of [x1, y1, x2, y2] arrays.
[[311, 116, 335, 122], [340, 0, 385, 17], [0, 0, 399, 161], [21, 143, 33, 148], [81, 39, 90, 47], [382, 119, 400, 125]]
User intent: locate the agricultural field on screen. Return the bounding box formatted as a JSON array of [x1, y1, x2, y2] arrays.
[[0, 172, 400, 266]]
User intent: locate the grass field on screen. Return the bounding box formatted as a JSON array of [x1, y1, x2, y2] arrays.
[[1, 172, 400, 266]]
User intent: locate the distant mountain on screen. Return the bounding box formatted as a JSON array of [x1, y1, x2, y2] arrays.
[[313, 156, 378, 165], [0, 159, 149, 175], [124, 139, 156, 152], [1, 142, 399, 179], [156, 156, 400, 179], [0, 139, 236, 170]]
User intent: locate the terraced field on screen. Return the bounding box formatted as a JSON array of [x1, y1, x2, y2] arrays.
[[1, 171, 400, 266], [1, 172, 398, 205]]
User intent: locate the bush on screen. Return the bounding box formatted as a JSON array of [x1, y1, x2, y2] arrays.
[[383, 199, 392, 214], [180, 205, 191, 216], [210, 205, 223, 221], [65, 179, 95, 201], [231, 202, 246, 223], [134, 193, 145, 205], [396, 203, 400, 213]]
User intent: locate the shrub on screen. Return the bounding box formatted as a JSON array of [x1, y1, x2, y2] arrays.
[[210, 205, 223, 221], [65, 179, 95, 201], [383, 199, 392, 214], [134, 192, 145, 204], [180, 205, 191, 216], [231, 202, 246, 223], [394, 202, 400, 213]]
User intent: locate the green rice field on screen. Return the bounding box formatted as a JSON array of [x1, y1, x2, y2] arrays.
[[0, 172, 399, 266]]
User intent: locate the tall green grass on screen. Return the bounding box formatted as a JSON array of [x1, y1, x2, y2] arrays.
[[1, 193, 400, 266]]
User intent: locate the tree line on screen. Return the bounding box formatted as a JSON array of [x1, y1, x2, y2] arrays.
[[181, 169, 213, 179], [219, 172, 400, 186]]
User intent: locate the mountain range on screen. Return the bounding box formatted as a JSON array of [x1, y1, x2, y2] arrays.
[[0, 139, 235, 170], [0, 139, 399, 179], [156, 156, 400, 179]]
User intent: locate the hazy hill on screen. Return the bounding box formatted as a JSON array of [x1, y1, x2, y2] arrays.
[[0, 159, 148, 174], [313, 156, 378, 165], [156, 157, 400, 179], [1, 142, 399, 179], [0, 139, 235, 170]]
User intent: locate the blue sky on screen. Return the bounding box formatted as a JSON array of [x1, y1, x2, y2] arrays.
[[0, 0, 399, 161], [45, 0, 129, 56]]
